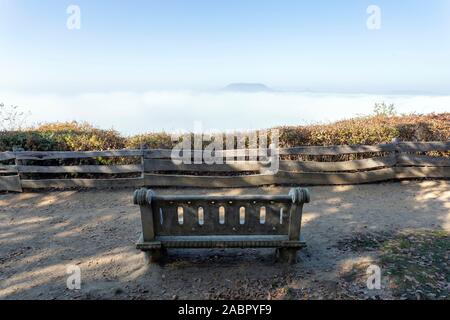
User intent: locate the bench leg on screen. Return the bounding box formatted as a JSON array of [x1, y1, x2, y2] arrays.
[[144, 248, 167, 264], [276, 248, 298, 264]]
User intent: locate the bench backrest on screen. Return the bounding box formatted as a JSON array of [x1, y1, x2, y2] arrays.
[[134, 188, 310, 242]]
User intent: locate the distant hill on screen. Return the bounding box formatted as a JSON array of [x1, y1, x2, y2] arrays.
[[223, 83, 273, 93]]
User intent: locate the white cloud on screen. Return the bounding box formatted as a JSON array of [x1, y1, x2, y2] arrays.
[[1, 91, 449, 135]]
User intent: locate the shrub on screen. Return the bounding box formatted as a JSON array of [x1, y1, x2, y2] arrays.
[[277, 113, 449, 147], [0, 114, 448, 152], [0, 121, 125, 151], [125, 132, 174, 149]]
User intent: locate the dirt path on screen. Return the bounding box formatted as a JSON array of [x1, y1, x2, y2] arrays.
[[0, 181, 448, 300]]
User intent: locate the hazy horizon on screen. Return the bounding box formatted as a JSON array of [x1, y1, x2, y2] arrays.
[[2, 88, 449, 135]]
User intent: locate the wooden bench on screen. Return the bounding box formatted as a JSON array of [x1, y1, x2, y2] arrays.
[[134, 187, 310, 263]]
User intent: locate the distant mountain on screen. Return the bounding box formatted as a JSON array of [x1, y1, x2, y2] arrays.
[[223, 83, 273, 93]]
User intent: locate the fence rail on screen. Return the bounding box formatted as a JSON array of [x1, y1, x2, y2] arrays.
[[0, 141, 449, 192]]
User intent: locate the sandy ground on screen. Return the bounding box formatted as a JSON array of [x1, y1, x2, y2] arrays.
[[0, 181, 449, 300]]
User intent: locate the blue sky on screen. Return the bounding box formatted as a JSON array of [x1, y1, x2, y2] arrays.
[[1, 0, 450, 94], [0, 1, 449, 133]]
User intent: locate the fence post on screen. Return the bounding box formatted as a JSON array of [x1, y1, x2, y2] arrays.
[[12, 146, 23, 166], [140, 143, 146, 180], [12, 146, 23, 175], [12, 146, 24, 192], [391, 138, 400, 180], [391, 138, 399, 166]]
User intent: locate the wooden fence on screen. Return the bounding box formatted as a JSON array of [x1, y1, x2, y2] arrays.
[[0, 141, 449, 192]]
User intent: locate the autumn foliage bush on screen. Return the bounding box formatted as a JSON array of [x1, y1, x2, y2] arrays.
[[278, 113, 449, 148], [0, 114, 448, 152], [0, 122, 125, 151], [125, 132, 174, 150]]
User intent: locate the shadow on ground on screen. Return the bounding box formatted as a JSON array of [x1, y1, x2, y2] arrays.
[[0, 181, 448, 299]]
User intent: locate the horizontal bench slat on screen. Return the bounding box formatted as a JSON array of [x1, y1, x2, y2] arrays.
[[17, 164, 142, 174]]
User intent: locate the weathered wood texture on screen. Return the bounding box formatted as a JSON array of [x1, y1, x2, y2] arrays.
[[280, 144, 396, 155], [0, 175, 22, 192], [395, 167, 450, 179], [0, 165, 18, 174], [279, 156, 396, 172], [398, 155, 450, 167], [20, 177, 144, 189], [142, 142, 447, 159], [144, 160, 261, 172], [144, 156, 396, 173], [0, 152, 15, 162], [144, 173, 279, 188], [143, 167, 450, 188], [143, 171, 392, 187], [397, 141, 450, 153], [13, 166, 448, 190], [1, 141, 446, 161], [144, 144, 397, 159], [18, 164, 142, 174], [1, 141, 448, 191], [14, 150, 142, 160]]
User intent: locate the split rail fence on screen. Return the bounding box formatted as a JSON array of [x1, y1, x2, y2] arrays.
[[0, 141, 449, 192]]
